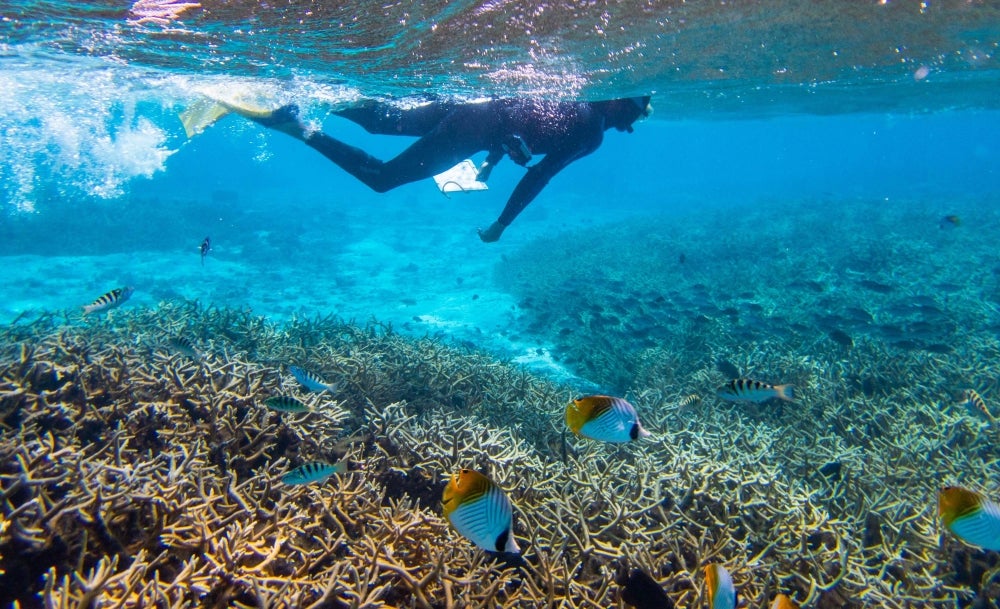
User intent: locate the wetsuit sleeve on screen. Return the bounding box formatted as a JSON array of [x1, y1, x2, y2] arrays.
[[495, 143, 597, 228]]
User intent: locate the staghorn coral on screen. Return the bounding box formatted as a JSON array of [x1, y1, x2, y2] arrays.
[[0, 290, 997, 607]]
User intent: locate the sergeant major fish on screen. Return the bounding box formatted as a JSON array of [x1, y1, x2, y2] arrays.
[[961, 389, 994, 423], [717, 378, 794, 403], [167, 335, 201, 360], [82, 286, 134, 315], [264, 395, 310, 413], [289, 365, 337, 393], [281, 460, 347, 485]]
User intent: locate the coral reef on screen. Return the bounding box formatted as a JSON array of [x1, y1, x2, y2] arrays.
[[3, 195, 1000, 608]]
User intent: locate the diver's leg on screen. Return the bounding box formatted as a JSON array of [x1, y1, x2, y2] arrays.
[[333, 99, 458, 136], [304, 126, 479, 193]]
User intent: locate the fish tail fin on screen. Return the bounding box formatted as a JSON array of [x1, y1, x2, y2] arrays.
[[777, 384, 795, 401], [179, 98, 232, 138]]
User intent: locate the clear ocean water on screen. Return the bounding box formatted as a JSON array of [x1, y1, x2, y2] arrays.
[[2, 2, 997, 351], [3, 2, 1000, 607]]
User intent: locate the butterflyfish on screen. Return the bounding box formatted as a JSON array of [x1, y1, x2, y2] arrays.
[[280, 460, 347, 485], [264, 396, 310, 413], [938, 486, 1000, 551], [289, 365, 337, 392], [442, 469, 520, 554], [82, 286, 134, 315], [565, 395, 650, 443], [771, 594, 799, 609], [717, 378, 794, 403], [704, 564, 737, 609]]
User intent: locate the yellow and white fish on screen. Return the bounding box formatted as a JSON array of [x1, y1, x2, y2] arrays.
[[771, 594, 799, 609], [82, 286, 134, 315], [704, 563, 737, 609], [939, 486, 1000, 551], [565, 395, 650, 443], [442, 469, 519, 554], [717, 378, 794, 403]]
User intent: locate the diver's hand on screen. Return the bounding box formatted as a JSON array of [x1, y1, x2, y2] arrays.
[[477, 221, 505, 243], [476, 161, 493, 182]]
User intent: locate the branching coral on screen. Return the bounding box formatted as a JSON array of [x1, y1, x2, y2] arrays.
[[1, 273, 997, 607]]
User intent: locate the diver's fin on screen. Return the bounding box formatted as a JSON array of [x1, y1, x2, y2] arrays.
[[179, 95, 279, 138], [179, 98, 231, 138]]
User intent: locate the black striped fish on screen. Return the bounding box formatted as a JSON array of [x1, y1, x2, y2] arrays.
[[961, 389, 994, 423], [939, 486, 1000, 551], [565, 395, 650, 443], [289, 365, 337, 393], [442, 469, 520, 553], [717, 378, 794, 403], [280, 460, 347, 485], [167, 335, 201, 360], [82, 286, 134, 315], [264, 396, 310, 413], [676, 393, 701, 409]]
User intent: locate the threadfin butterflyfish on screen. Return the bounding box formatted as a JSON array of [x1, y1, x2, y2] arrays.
[[939, 486, 1000, 551], [717, 378, 794, 403], [289, 365, 337, 393], [280, 460, 347, 485], [442, 469, 519, 554], [704, 563, 736, 609], [771, 594, 799, 609], [82, 286, 134, 316], [565, 395, 650, 443]]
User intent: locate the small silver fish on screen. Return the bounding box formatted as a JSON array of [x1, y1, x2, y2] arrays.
[[289, 365, 337, 393], [281, 460, 347, 485], [717, 378, 794, 403], [264, 396, 310, 413], [82, 286, 134, 315]]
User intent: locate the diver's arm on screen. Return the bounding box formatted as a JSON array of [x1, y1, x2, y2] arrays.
[[477, 148, 504, 182], [478, 146, 591, 242]]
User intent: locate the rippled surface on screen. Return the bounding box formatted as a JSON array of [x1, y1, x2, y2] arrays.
[[4, 0, 999, 113]]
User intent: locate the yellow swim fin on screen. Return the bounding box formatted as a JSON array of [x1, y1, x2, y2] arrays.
[[179, 95, 278, 138], [179, 98, 231, 138]]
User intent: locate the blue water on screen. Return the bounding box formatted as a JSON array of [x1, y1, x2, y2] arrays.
[[4, 3, 1000, 607]]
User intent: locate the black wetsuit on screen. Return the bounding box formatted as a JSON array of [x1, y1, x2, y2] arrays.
[[305, 97, 648, 230]]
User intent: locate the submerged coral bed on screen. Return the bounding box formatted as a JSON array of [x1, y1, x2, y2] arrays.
[[2, 197, 1000, 607]]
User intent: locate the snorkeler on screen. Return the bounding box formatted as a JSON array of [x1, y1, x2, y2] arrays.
[[229, 96, 651, 243]]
